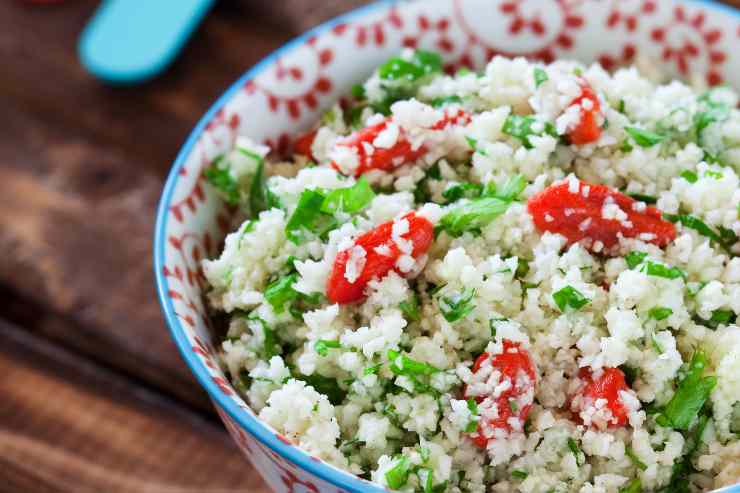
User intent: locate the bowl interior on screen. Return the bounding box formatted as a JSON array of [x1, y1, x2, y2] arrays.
[[155, 0, 740, 491]]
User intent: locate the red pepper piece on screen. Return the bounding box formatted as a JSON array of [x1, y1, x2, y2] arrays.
[[567, 81, 602, 145], [527, 179, 676, 251], [331, 119, 427, 177], [572, 367, 631, 428], [465, 340, 537, 448], [431, 108, 472, 130], [293, 129, 317, 161], [326, 212, 433, 304]]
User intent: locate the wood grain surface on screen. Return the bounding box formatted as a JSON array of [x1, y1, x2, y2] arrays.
[[0, 0, 738, 492]]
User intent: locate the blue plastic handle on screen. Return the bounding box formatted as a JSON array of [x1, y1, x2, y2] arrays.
[[79, 0, 215, 84]]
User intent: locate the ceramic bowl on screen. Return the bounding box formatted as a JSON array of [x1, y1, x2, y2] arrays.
[[154, 1, 740, 492]]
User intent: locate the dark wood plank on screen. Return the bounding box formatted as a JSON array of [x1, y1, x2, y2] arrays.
[[0, 318, 269, 493]]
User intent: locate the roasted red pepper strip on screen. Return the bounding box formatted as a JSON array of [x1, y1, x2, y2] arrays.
[[331, 119, 426, 177], [465, 340, 537, 448], [431, 108, 472, 130], [572, 367, 632, 428], [293, 129, 317, 161], [326, 212, 434, 304], [567, 81, 602, 145], [527, 179, 676, 251]]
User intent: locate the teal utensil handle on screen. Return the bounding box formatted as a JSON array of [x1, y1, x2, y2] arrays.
[[79, 0, 215, 84]]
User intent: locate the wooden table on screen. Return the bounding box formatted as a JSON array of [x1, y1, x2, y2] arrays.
[[0, 1, 364, 491], [1, 1, 739, 492]]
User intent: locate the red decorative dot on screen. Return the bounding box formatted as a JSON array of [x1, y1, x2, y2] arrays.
[[509, 17, 524, 34], [437, 38, 454, 52], [332, 23, 348, 35], [626, 16, 637, 32], [500, 2, 516, 13], [315, 77, 332, 93], [692, 12, 706, 28], [318, 48, 333, 66], [389, 10, 402, 28], [287, 100, 300, 119], [710, 51, 726, 64], [304, 93, 318, 109], [674, 5, 685, 21], [169, 236, 182, 251], [418, 15, 430, 30], [623, 43, 636, 60], [705, 29, 722, 44], [374, 24, 384, 45], [651, 28, 665, 41], [607, 11, 619, 28], [531, 18, 545, 36], [566, 15, 583, 28], [356, 26, 367, 46], [437, 18, 449, 31], [289, 67, 302, 81], [707, 71, 722, 86], [402, 36, 417, 48]]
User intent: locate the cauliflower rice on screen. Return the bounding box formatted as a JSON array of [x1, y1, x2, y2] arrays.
[[202, 50, 740, 493]]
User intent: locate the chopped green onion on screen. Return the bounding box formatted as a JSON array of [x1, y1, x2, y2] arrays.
[[534, 67, 548, 87], [486, 174, 527, 202], [658, 351, 717, 430], [511, 470, 528, 480], [624, 126, 665, 147], [264, 273, 299, 313], [442, 182, 483, 203], [465, 397, 479, 433], [696, 309, 736, 330], [320, 177, 375, 214], [314, 339, 341, 356], [509, 399, 519, 414], [664, 213, 735, 251], [503, 115, 557, 149], [552, 286, 590, 312], [651, 334, 664, 354], [439, 289, 476, 322], [421, 468, 434, 493], [705, 170, 724, 179], [419, 446, 431, 463], [649, 306, 673, 321], [618, 99, 626, 113], [384, 455, 411, 489], [250, 159, 281, 214], [625, 446, 647, 471]]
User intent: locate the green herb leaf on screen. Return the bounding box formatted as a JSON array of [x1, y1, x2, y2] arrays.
[[465, 399, 479, 433], [439, 289, 476, 322], [503, 115, 558, 149], [567, 438, 583, 466], [534, 67, 548, 87], [624, 126, 665, 147], [486, 174, 527, 202], [431, 95, 463, 108], [651, 334, 664, 354], [249, 159, 281, 214], [696, 309, 736, 330], [625, 251, 648, 269], [205, 157, 241, 205], [641, 260, 686, 280], [314, 339, 341, 357], [264, 273, 299, 313], [552, 286, 590, 312], [442, 182, 483, 203], [438, 197, 513, 237], [625, 446, 647, 471], [680, 170, 698, 183], [378, 49, 442, 82], [364, 363, 382, 376], [297, 374, 347, 405], [286, 189, 337, 244], [511, 470, 528, 480], [619, 479, 641, 493], [351, 84, 366, 99], [387, 350, 440, 377], [659, 351, 717, 430], [385, 455, 411, 489], [649, 306, 673, 321], [320, 178, 375, 214], [627, 193, 657, 204], [399, 294, 421, 322], [664, 213, 734, 251]]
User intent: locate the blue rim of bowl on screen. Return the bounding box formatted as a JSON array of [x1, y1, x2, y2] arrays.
[[155, 1, 740, 492]]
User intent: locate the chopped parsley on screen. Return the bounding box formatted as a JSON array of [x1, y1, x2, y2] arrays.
[[567, 437, 583, 466], [384, 455, 412, 489], [624, 126, 665, 147], [387, 350, 440, 376], [399, 293, 421, 322], [664, 213, 737, 252], [656, 351, 717, 430], [552, 285, 590, 312], [378, 49, 442, 82], [624, 251, 648, 269], [465, 398, 479, 433], [502, 114, 558, 149], [285, 189, 338, 244], [511, 470, 528, 480], [314, 339, 341, 356], [648, 306, 673, 321], [680, 170, 698, 183], [431, 95, 463, 108], [534, 67, 548, 87], [619, 479, 641, 493], [625, 446, 647, 471], [442, 182, 484, 203], [204, 157, 240, 205], [439, 288, 476, 322], [264, 273, 299, 313], [320, 177, 375, 214]]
